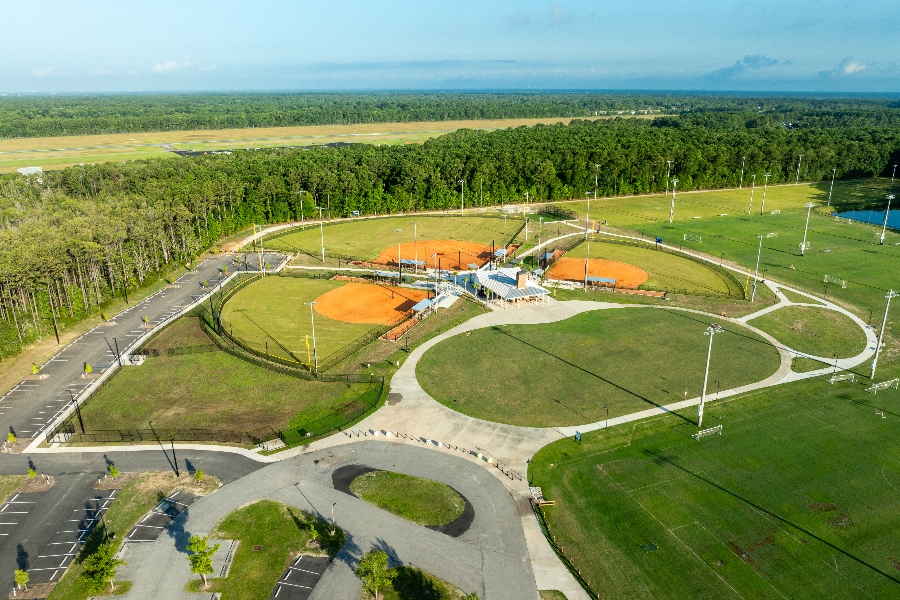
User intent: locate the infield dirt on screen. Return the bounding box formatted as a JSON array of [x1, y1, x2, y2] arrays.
[[315, 282, 429, 325]]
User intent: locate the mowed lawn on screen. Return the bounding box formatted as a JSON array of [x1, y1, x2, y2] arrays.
[[417, 308, 781, 427], [749, 305, 867, 359], [220, 276, 375, 366], [559, 180, 900, 319], [563, 239, 733, 295], [262, 214, 519, 260], [349, 470, 465, 526], [530, 373, 900, 599], [81, 316, 368, 433]]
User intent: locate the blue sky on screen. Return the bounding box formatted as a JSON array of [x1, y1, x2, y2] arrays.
[[2, 0, 898, 93]]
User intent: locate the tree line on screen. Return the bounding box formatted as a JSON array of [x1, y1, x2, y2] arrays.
[[1, 113, 898, 358]]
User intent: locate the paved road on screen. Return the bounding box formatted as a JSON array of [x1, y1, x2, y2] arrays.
[[120, 441, 537, 600]]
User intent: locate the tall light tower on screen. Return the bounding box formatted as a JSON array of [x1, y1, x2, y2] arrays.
[[827, 168, 836, 206], [871, 289, 898, 379], [795, 155, 804, 185], [583, 235, 592, 292], [669, 178, 679, 223], [413, 222, 421, 273], [585, 192, 593, 239], [800, 203, 815, 256], [458, 179, 466, 215], [760, 173, 771, 215], [665, 160, 673, 195], [880, 194, 895, 245], [303, 301, 319, 373], [315, 206, 325, 262], [395, 228, 403, 269], [739, 156, 747, 189], [698, 324, 723, 428], [890, 164, 898, 194], [751, 233, 778, 301], [747, 174, 757, 214], [594, 163, 601, 202], [524, 191, 529, 241]]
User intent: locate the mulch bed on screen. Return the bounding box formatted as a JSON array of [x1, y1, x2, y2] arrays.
[[16, 476, 55, 493]]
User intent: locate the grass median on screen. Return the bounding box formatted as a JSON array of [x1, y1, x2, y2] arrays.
[[350, 471, 465, 526]]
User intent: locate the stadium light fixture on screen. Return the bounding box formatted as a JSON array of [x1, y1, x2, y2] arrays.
[[303, 301, 319, 373], [747, 174, 757, 214], [871, 289, 898, 379], [740, 156, 746, 189], [698, 324, 724, 428], [751, 233, 778, 302], [879, 194, 895, 245], [801, 203, 815, 256], [795, 154, 803, 185], [760, 173, 771, 215], [827, 168, 836, 206], [669, 179, 679, 223], [315, 206, 325, 262]]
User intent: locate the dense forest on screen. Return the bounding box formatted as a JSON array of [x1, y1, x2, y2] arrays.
[[1, 105, 899, 358], [2, 92, 900, 138]]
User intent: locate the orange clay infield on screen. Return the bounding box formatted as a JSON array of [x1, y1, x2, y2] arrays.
[[547, 257, 649, 288], [372, 239, 494, 271], [314, 282, 430, 325]]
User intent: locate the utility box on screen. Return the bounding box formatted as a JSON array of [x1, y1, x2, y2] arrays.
[[516, 270, 528, 289]]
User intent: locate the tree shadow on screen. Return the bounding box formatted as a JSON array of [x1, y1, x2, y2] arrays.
[[184, 458, 196, 476], [391, 566, 445, 600], [16, 543, 28, 570], [166, 507, 192, 554]]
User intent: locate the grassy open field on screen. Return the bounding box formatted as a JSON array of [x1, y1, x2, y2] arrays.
[[0, 116, 617, 174], [220, 277, 382, 366], [79, 316, 369, 433], [194, 500, 343, 599], [749, 305, 867, 359], [558, 180, 900, 319], [417, 308, 781, 427], [560, 239, 735, 295], [529, 364, 900, 600], [349, 470, 465, 526], [264, 214, 521, 263]]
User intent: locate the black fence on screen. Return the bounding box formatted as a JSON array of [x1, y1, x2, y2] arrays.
[[532, 204, 579, 221], [534, 505, 600, 599]]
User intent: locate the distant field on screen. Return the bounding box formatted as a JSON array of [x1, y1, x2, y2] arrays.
[[0, 115, 617, 173]]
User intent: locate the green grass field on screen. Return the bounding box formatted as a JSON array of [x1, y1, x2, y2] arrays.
[[558, 180, 900, 319], [262, 214, 522, 261], [80, 316, 368, 433], [777, 288, 823, 305], [349, 470, 465, 526], [220, 277, 376, 366], [196, 500, 343, 599], [562, 239, 734, 295], [417, 308, 781, 427], [379, 566, 470, 600], [749, 305, 866, 359], [530, 368, 900, 600]]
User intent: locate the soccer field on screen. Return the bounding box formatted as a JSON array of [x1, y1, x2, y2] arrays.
[[530, 373, 900, 599], [417, 307, 781, 427]]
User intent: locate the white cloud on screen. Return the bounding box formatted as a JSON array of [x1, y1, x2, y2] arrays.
[[150, 60, 197, 73], [819, 57, 867, 78], [30, 66, 55, 77]]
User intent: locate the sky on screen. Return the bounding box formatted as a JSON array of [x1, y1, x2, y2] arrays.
[[2, 0, 898, 94]]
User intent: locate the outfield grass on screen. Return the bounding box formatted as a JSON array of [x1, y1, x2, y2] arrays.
[[379, 566, 470, 600], [263, 214, 521, 260], [562, 239, 733, 295], [220, 276, 376, 366], [749, 305, 866, 359], [559, 180, 900, 319], [349, 471, 465, 526], [529, 366, 900, 600], [80, 316, 369, 433], [418, 308, 781, 427], [195, 500, 343, 599]]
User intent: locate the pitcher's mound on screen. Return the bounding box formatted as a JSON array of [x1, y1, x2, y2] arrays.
[[315, 283, 429, 325], [547, 258, 649, 288]]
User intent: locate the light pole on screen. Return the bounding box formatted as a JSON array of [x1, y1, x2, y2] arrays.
[[395, 228, 403, 270], [604, 404, 608, 429], [800, 202, 815, 256], [69, 389, 85, 433], [331, 502, 336, 535], [298, 189, 306, 227], [413, 222, 421, 273], [459, 179, 465, 215], [585, 191, 592, 239], [303, 301, 319, 373], [890, 164, 897, 194], [315, 206, 325, 262], [583, 236, 592, 292], [524, 191, 529, 241], [795, 154, 803, 185], [827, 168, 836, 206], [879, 194, 895, 245], [698, 324, 723, 428], [665, 160, 673, 195], [594, 163, 601, 202], [751, 233, 778, 302], [760, 173, 771, 215], [669, 178, 678, 223], [747, 174, 756, 214], [740, 156, 746, 189], [871, 289, 898, 379]]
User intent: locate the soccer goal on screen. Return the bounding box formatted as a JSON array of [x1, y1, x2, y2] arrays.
[[691, 424, 722, 440], [866, 378, 899, 394], [683, 233, 702, 242], [828, 373, 855, 384], [823, 275, 847, 288]]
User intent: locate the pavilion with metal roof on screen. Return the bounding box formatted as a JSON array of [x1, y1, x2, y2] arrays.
[[473, 266, 550, 307]]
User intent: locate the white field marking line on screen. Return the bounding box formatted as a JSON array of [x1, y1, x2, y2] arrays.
[[802, 412, 831, 426], [625, 472, 695, 493], [823, 554, 877, 599], [599, 464, 746, 599], [694, 520, 789, 599]]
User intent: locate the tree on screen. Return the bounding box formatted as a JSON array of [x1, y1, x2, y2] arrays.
[[355, 548, 397, 599], [27, 467, 36, 479], [462, 593, 480, 600], [194, 469, 204, 485], [108, 465, 119, 479], [14, 569, 28, 591], [7, 432, 15, 444], [187, 535, 220, 587], [80, 540, 126, 593]]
